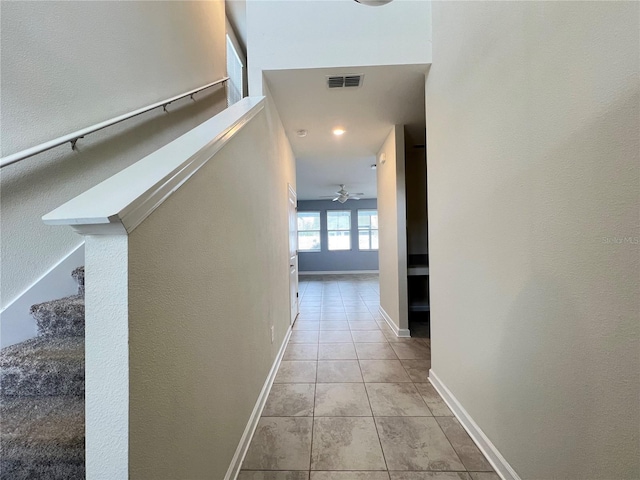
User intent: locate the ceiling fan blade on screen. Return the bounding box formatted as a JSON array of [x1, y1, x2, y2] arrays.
[[351, 197, 361, 200], [355, 193, 365, 196], [332, 197, 339, 202]]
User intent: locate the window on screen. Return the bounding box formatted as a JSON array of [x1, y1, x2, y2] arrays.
[[358, 209, 379, 250], [297, 212, 321, 251], [226, 35, 243, 106], [327, 211, 351, 250]]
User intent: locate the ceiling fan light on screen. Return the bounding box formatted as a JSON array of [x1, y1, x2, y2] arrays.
[[338, 196, 348, 204]]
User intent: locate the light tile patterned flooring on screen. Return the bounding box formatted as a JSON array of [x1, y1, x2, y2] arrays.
[[239, 274, 498, 480]]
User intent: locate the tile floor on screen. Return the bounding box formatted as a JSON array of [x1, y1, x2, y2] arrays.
[[239, 274, 498, 480]]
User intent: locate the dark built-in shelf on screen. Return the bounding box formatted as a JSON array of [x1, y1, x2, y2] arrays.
[[409, 301, 430, 312], [407, 254, 430, 315]]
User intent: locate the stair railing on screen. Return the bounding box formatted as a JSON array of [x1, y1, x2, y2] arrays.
[[0, 77, 229, 169]]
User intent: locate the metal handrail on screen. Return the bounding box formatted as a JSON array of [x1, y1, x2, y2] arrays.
[[0, 77, 229, 169]]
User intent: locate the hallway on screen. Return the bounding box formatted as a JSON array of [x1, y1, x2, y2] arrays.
[[239, 274, 498, 479]]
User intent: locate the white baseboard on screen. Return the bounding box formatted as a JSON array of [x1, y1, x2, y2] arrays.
[[429, 370, 521, 480], [0, 243, 85, 348], [379, 306, 411, 337], [299, 270, 379, 275], [224, 325, 293, 480]]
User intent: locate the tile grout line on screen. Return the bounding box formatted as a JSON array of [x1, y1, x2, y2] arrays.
[[357, 354, 390, 473], [395, 335, 471, 473]]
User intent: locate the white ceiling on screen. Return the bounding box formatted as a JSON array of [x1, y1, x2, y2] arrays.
[[264, 64, 427, 200]]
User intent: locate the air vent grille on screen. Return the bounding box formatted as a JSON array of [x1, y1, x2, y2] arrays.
[[326, 74, 364, 89], [328, 76, 345, 88], [344, 76, 361, 87]]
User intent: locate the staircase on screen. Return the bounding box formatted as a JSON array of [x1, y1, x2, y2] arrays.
[[0, 267, 85, 479]]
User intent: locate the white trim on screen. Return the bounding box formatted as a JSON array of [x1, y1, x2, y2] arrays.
[[224, 325, 293, 480], [299, 270, 379, 275], [0, 243, 85, 348], [42, 97, 265, 236], [429, 370, 521, 480], [379, 306, 411, 337]]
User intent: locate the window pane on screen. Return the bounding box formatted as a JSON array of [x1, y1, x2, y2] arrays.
[[359, 230, 370, 250], [371, 230, 379, 250], [298, 231, 321, 251], [328, 230, 351, 250], [358, 209, 376, 228], [327, 211, 351, 230], [298, 212, 320, 231]]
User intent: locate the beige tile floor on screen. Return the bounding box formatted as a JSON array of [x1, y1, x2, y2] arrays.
[[239, 275, 499, 480]]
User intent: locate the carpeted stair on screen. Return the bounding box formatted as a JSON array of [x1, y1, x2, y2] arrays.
[[1, 267, 85, 479]]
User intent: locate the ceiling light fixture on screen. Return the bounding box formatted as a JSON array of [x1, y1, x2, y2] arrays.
[[333, 128, 346, 136], [354, 0, 393, 6], [296, 129, 308, 138]]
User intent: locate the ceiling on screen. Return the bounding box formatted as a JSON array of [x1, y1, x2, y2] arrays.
[[264, 65, 427, 200]]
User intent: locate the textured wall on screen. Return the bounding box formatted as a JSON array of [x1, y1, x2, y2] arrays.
[[297, 199, 379, 272], [426, 2, 640, 478], [377, 127, 409, 331], [126, 97, 295, 478], [0, 1, 227, 309]]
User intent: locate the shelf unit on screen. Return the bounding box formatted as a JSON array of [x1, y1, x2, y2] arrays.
[[407, 254, 430, 314]]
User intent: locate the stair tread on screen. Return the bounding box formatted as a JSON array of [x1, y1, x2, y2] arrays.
[[0, 395, 84, 461], [1, 337, 84, 396], [30, 295, 84, 317], [30, 295, 85, 337], [71, 266, 84, 296], [1, 337, 84, 368]]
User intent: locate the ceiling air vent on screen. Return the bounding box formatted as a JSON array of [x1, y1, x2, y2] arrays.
[[328, 76, 345, 88], [344, 75, 362, 87], [326, 74, 364, 89]]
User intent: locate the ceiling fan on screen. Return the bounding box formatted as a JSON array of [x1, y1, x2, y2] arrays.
[[320, 184, 364, 204]]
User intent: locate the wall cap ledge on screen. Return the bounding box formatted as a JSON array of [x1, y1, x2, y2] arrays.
[[43, 97, 265, 236]]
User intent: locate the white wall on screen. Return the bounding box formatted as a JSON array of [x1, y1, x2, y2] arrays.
[[246, 0, 432, 94], [0, 1, 227, 311], [426, 2, 640, 478], [377, 126, 408, 332]]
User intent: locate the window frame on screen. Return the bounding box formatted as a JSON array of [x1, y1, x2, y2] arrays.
[[357, 209, 379, 251], [326, 210, 352, 251], [225, 34, 244, 106], [297, 211, 322, 252]]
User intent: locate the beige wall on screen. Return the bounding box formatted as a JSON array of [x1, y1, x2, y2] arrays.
[[377, 126, 409, 331], [127, 99, 295, 478], [1, 1, 227, 308], [426, 2, 639, 478]]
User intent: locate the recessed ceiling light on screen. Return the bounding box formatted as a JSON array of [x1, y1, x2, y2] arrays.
[[333, 128, 346, 136], [296, 129, 308, 138]]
